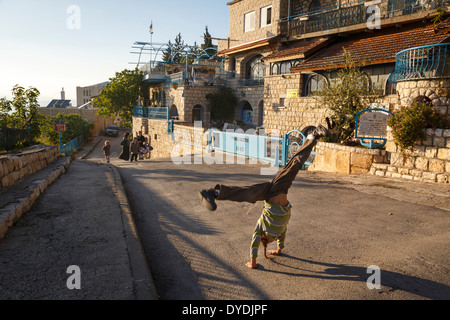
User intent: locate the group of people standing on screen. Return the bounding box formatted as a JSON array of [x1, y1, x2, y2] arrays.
[[102, 131, 151, 163]]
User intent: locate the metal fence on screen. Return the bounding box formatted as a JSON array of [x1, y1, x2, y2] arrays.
[[134, 106, 169, 120], [279, 0, 450, 38], [388, 43, 450, 84]]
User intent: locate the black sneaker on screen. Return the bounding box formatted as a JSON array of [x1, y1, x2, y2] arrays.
[[313, 124, 331, 139], [198, 189, 217, 211]]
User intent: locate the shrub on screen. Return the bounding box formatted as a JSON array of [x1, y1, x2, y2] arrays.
[[388, 99, 449, 152]]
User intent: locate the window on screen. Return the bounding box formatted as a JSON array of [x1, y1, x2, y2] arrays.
[[260, 6, 272, 28], [244, 11, 255, 32], [280, 61, 291, 74], [246, 55, 265, 80], [304, 73, 327, 96]]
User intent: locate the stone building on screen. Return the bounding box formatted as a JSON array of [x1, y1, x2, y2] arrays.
[[217, 0, 450, 135]]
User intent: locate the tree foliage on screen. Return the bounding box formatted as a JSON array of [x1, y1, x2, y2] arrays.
[[94, 68, 144, 126], [388, 98, 449, 152], [0, 85, 43, 149], [313, 51, 380, 143], [206, 87, 238, 122], [162, 33, 187, 64], [0, 85, 41, 131], [39, 113, 93, 145]]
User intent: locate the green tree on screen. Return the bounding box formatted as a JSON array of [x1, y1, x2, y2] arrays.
[[313, 51, 380, 143], [162, 33, 186, 64], [206, 87, 238, 122], [0, 85, 43, 148], [201, 26, 215, 59], [94, 68, 144, 126], [39, 113, 93, 145], [0, 85, 41, 129]]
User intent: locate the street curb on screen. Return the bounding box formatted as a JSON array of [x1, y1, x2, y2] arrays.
[[0, 156, 72, 240], [80, 138, 103, 160], [110, 165, 160, 300]]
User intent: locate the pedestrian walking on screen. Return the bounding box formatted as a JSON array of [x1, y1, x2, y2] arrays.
[[102, 140, 111, 163], [198, 125, 330, 269], [130, 137, 140, 162], [119, 132, 130, 161]]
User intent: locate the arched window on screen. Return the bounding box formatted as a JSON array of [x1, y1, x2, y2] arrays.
[[271, 63, 279, 75], [358, 72, 371, 90], [246, 55, 265, 80], [385, 75, 397, 95], [304, 73, 327, 96], [280, 61, 292, 74]]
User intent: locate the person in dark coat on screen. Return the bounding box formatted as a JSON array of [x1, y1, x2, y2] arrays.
[[119, 132, 130, 161]]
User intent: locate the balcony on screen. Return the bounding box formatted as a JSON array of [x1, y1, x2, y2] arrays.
[[133, 106, 169, 120], [388, 43, 450, 83], [279, 0, 449, 39]]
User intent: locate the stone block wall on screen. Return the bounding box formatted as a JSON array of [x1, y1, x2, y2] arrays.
[[309, 142, 388, 174], [396, 80, 450, 117], [263, 74, 329, 134], [371, 129, 450, 183], [133, 117, 208, 160], [0, 145, 58, 190]]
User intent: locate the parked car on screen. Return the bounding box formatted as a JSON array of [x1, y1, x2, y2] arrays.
[[105, 125, 119, 137]]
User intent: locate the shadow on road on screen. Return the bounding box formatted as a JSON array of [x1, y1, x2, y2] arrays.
[[117, 163, 271, 300], [262, 255, 450, 300]]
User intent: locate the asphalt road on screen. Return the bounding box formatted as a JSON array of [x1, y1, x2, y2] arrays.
[[88, 132, 450, 300]]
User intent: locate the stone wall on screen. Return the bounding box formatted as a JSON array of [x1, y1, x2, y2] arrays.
[[263, 74, 329, 134], [0, 145, 58, 190], [371, 129, 450, 183], [309, 142, 388, 174], [133, 117, 208, 160], [396, 80, 450, 117]]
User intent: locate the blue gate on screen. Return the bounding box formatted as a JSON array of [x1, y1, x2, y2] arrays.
[[209, 129, 283, 166], [208, 129, 315, 168]]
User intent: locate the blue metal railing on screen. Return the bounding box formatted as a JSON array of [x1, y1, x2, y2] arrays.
[[149, 107, 169, 120], [388, 43, 450, 84], [133, 106, 168, 120], [60, 137, 79, 156]]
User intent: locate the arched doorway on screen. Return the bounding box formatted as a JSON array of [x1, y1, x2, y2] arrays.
[[238, 101, 254, 125]]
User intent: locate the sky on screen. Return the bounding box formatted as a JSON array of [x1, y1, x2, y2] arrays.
[[0, 0, 230, 107]]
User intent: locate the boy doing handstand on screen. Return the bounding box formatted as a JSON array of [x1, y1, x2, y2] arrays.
[[198, 125, 329, 269]]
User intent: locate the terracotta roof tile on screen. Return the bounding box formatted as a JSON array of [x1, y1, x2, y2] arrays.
[[263, 37, 333, 62], [218, 36, 280, 56], [291, 21, 450, 73]]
